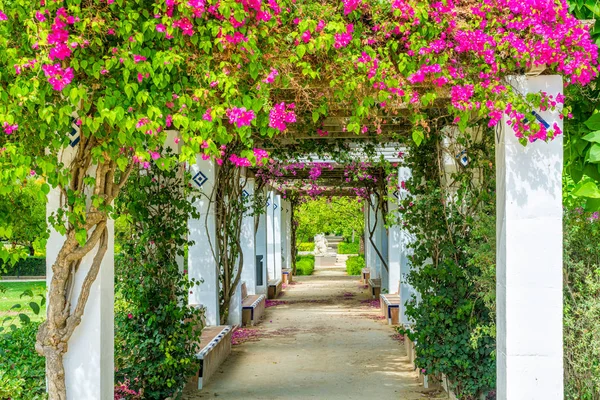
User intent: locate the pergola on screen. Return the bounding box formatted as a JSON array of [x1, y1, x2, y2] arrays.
[[44, 74, 564, 398]]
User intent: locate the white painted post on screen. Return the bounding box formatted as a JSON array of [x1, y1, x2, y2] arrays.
[[274, 193, 282, 281], [285, 199, 292, 270], [378, 210, 388, 291], [388, 182, 401, 294], [266, 190, 276, 281], [46, 161, 114, 399], [280, 198, 288, 270], [398, 166, 415, 325], [367, 198, 378, 278], [188, 157, 220, 326], [496, 75, 563, 399], [240, 178, 257, 294], [255, 189, 268, 295]]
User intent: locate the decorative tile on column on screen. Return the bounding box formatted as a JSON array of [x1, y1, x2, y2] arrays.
[[192, 170, 208, 188], [242, 189, 250, 198], [68, 117, 80, 147]]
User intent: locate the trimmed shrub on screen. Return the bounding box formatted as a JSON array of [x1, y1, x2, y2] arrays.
[[297, 242, 315, 252], [345, 255, 365, 276], [0, 256, 45, 277], [295, 255, 315, 276], [338, 242, 359, 254], [0, 322, 46, 399]]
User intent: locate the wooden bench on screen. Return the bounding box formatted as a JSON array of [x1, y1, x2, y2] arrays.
[[282, 269, 293, 284], [361, 268, 370, 284], [241, 282, 266, 326], [380, 282, 401, 325], [368, 278, 381, 299], [185, 325, 232, 390], [267, 279, 282, 299]]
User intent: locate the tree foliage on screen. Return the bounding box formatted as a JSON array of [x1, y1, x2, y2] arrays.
[[296, 197, 364, 242]]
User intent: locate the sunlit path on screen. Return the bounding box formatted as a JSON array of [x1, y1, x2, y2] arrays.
[[183, 259, 435, 400]]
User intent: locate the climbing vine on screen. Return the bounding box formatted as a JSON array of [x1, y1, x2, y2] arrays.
[[400, 124, 497, 399]]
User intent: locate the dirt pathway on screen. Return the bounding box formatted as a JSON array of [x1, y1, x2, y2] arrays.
[[183, 256, 436, 400]]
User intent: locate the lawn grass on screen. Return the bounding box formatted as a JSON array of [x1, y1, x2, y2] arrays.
[[0, 281, 46, 325]]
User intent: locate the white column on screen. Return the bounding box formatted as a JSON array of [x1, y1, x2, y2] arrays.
[[46, 166, 114, 398], [188, 157, 219, 326], [240, 178, 257, 294], [255, 190, 268, 294], [280, 199, 288, 270], [288, 201, 292, 270], [397, 166, 414, 325], [274, 193, 282, 281], [378, 212, 388, 290], [266, 190, 275, 281], [496, 75, 563, 399], [388, 184, 401, 293]]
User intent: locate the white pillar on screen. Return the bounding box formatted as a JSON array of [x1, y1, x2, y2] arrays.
[[388, 184, 401, 293], [274, 193, 282, 281], [285, 200, 292, 270], [266, 190, 275, 281], [255, 190, 268, 295], [280, 199, 288, 270], [46, 169, 114, 399], [240, 178, 257, 294], [496, 75, 563, 399], [188, 157, 219, 326], [378, 212, 388, 291], [398, 166, 415, 325]]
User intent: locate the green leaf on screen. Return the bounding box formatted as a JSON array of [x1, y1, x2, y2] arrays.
[[588, 144, 600, 163], [20, 289, 33, 298], [412, 130, 424, 146], [572, 181, 600, 198], [10, 303, 21, 310], [18, 313, 30, 324], [582, 131, 600, 143], [29, 302, 40, 315], [296, 44, 306, 58], [584, 113, 600, 131], [75, 229, 87, 246], [585, 198, 600, 212]]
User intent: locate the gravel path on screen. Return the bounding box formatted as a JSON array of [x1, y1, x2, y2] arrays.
[[183, 255, 441, 400]]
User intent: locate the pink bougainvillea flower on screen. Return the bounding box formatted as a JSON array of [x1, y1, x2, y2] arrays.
[[316, 20, 326, 32], [253, 148, 269, 162], [269, 102, 296, 131], [35, 11, 46, 21], [150, 151, 160, 160], [226, 107, 255, 128], [263, 68, 278, 84], [136, 118, 150, 128], [127, 313, 133, 319], [2, 122, 18, 135], [202, 108, 212, 121], [156, 23, 166, 32], [133, 54, 147, 63], [165, 114, 173, 127], [0, 10, 7, 20], [334, 24, 353, 49], [343, 0, 361, 15], [137, 73, 144, 83], [41, 64, 74, 91], [173, 17, 194, 36], [301, 30, 311, 43], [49, 43, 72, 60], [229, 154, 252, 167]]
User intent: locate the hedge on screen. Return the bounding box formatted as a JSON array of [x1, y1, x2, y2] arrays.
[[338, 242, 359, 254], [0, 257, 45, 277], [297, 242, 315, 252], [345, 255, 365, 276], [296, 255, 315, 276]]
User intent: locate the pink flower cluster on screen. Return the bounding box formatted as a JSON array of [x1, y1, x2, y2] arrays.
[[343, 0, 361, 15], [268, 102, 296, 131], [226, 107, 256, 128], [0, 10, 7, 20], [334, 24, 353, 49], [253, 148, 269, 163], [41, 64, 74, 91], [263, 68, 278, 84], [229, 154, 252, 167], [2, 122, 18, 135]]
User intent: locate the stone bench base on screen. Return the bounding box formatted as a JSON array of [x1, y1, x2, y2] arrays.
[[361, 268, 370, 284], [380, 294, 400, 325], [268, 279, 282, 299], [368, 278, 381, 299], [282, 269, 293, 284], [186, 325, 232, 390], [242, 294, 266, 326]]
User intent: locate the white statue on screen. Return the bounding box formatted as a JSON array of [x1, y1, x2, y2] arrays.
[[314, 233, 329, 256]]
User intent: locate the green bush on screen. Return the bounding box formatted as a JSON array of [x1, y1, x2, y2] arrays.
[[345, 255, 365, 276], [114, 159, 204, 399], [338, 242, 359, 254], [297, 242, 315, 252], [0, 256, 45, 277], [295, 255, 315, 275], [0, 322, 46, 400], [563, 209, 600, 399]]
